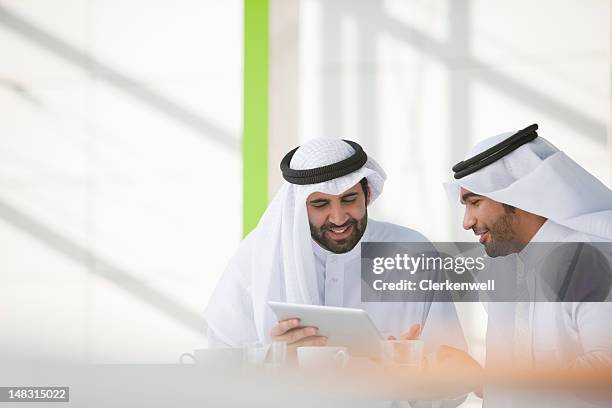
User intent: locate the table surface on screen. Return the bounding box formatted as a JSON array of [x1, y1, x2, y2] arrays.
[[0, 361, 467, 408]]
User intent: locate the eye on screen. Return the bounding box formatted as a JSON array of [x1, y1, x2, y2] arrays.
[[342, 196, 357, 203], [470, 200, 480, 207], [311, 202, 328, 208]]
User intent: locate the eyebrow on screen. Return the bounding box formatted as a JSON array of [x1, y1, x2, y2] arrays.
[[309, 198, 330, 205], [461, 192, 483, 204], [341, 192, 359, 199]]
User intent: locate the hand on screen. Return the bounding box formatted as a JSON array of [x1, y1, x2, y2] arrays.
[[379, 346, 483, 401], [388, 323, 421, 340], [270, 318, 328, 348], [432, 345, 484, 398]]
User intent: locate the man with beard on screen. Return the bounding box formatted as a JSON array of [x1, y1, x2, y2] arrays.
[[459, 190, 546, 258], [441, 124, 612, 406], [205, 138, 465, 357]]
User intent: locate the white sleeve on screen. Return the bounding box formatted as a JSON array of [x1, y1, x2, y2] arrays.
[[204, 247, 259, 348], [573, 302, 612, 366]]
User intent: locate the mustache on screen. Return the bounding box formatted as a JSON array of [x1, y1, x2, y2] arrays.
[[321, 218, 357, 231]]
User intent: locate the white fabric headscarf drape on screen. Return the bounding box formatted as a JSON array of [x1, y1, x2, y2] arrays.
[[445, 130, 612, 240], [248, 138, 386, 341]]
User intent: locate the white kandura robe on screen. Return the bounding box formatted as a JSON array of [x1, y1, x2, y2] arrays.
[[205, 218, 467, 355], [445, 129, 612, 407], [484, 220, 612, 408]]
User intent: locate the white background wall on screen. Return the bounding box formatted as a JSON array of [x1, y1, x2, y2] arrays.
[[0, 0, 242, 363]]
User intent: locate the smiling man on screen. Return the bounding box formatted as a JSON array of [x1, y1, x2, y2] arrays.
[[443, 124, 612, 405], [459, 189, 546, 257], [307, 178, 370, 254], [205, 138, 465, 356]]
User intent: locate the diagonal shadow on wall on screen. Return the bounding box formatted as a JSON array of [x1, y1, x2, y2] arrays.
[[377, 10, 607, 146], [0, 3, 239, 152], [322, 0, 606, 149], [0, 197, 207, 335]]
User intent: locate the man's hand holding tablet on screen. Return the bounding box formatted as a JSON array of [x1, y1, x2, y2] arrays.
[[270, 318, 328, 348], [268, 302, 391, 357]]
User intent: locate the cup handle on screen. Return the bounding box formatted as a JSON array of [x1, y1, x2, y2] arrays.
[[179, 352, 196, 364], [334, 350, 349, 366]]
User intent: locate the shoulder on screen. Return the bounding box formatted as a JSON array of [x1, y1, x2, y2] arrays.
[[542, 241, 612, 302], [561, 229, 603, 243], [366, 218, 431, 243], [545, 220, 607, 243]]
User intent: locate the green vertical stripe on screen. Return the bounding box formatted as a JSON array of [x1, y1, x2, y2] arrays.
[[243, 0, 269, 237]]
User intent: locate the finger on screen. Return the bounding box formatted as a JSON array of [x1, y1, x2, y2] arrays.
[[291, 335, 328, 347], [275, 326, 319, 344], [400, 323, 421, 340], [270, 318, 301, 337]]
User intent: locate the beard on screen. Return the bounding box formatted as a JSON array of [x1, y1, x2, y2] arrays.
[[309, 211, 368, 254], [483, 212, 524, 257]]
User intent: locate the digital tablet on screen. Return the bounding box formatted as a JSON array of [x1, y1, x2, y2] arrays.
[[268, 301, 384, 357]]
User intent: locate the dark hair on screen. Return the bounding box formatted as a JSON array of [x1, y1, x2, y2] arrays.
[[359, 177, 369, 203]]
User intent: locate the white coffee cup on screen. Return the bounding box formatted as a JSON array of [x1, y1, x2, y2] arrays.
[[297, 346, 349, 369]]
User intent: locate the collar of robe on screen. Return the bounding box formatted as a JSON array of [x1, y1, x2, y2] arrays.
[[280, 139, 368, 185], [452, 124, 539, 180]]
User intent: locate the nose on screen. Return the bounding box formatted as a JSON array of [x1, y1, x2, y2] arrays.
[[328, 202, 349, 226], [463, 208, 476, 231]]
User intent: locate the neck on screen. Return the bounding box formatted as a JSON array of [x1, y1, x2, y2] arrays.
[[515, 209, 547, 244]]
